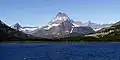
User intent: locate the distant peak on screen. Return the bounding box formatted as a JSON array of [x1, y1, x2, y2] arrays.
[[14, 23, 21, 26], [51, 12, 70, 23], [11, 23, 22, 30], [88, 21, 92, 23], [15, 23, 19, 25], [56, 12, 68, 17], [57, 12, 62, 14], [86, 21, 94, 24]]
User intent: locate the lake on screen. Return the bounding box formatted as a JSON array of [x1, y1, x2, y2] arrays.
[[1, 43, 120, 60]]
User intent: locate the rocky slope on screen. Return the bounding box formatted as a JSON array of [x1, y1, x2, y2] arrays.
[[31, 12, 95, 39], [11, 23, 38, 34], [0, 20, 34, 41], [75, 21, 112, 31], [87, 21, 120, 41]]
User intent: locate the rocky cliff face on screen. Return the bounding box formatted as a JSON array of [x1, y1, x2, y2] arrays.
[[31, 12, 95, 39], [0, 20, 32, 40], [11, 23, 22, 30], [11, 23, 38, 34]]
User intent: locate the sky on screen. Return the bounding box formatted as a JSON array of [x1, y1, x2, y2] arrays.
[[0, 0, 120, 26]]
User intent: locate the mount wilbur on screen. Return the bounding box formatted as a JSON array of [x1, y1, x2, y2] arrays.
[[31, 12, 95, 38], [0, 12, 119, 42]]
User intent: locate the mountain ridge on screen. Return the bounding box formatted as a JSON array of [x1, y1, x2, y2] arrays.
[[0, 12, 120, 41], [0, 20, 34, 41], [31, 12, 95, 39], [9, 12, 113, 39]]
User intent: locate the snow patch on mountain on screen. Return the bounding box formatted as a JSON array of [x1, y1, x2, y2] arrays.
[[31, 12, 95, 38], [11, 23, 38, 34], [52, 12, 69, 22], [44, 23, 60, 30], [11, 23, 22, 30], [72, 22, 81, 27]]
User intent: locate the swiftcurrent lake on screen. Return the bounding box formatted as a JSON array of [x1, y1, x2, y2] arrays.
[[1, 43, 120, 60]]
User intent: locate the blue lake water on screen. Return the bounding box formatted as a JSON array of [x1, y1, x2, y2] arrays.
[[1, 43, 120, 60]]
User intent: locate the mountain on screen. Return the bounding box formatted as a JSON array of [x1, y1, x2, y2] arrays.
[[21, 27, 38, 34], [88, 20, 120, 41], [11, 23, 22, 30], [112, 20, 120, 26], [74, 21, 112, 31], [11, 23, 38, 34], [0, 20, 34, 41], [31, 12, 95, 39], [72, 21, 82, 27]]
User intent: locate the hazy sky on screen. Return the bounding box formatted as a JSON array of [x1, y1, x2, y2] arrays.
[[0, 0, 120, 26]]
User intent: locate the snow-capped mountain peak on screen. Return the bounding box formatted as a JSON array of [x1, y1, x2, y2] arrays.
[[44, 12, 74, 30], [31, 12, 95, 38], [10, 23, 38, 34], [14, 23, 22, 27], [52, 12, 70, 23], [11, 23, 22, 30]]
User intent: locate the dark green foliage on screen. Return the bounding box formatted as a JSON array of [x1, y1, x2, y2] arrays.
[[0, 20, 35, 41], [56, 36, 99, 42], [97, 24, 120, 41], [1, 20, 120, 42]]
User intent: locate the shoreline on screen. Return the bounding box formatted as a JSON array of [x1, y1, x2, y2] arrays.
[[1, 41, 120, 44]]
